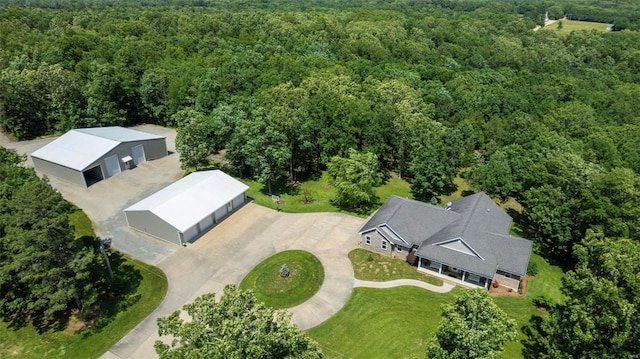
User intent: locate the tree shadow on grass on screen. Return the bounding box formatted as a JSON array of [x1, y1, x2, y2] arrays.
[[521, 314, 546, 359], [80, 252, 143, 338]]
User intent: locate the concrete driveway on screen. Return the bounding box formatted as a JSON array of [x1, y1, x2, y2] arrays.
[[1, 126, 366, 358], [2, 125, 184, 265], [103, 203, 364, 358]]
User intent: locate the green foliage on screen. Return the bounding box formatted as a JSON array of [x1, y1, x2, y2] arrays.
[[155, 285, 324, 359], [526, 260, 538, 276], [173, 108, 213, 170], [0, 151, 107, 328], [426, 289, 517, 359], [327, 149, 382, 210], [536, 231, 640, 358]]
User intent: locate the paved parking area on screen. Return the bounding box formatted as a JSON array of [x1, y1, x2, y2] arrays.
[[2, 125, 183, 264], [103, 203, 365, 359], [2, 125, 367, 358]]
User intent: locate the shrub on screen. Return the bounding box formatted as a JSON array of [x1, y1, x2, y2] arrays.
[[533, 295, 553, 310], [492, 279, 500, 288], [527, 261, 539, 276], [366, 254, 374, 262]]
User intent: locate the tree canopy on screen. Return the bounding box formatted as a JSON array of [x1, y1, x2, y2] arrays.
[[535, 231, 640, 358], [0, 147, 106, 328], [154, 285, 324, 359], [0, 0, 639, 266], [426, 289, 517, 359]]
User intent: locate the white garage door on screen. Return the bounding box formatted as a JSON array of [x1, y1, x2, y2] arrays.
[[182, 226, 198, 242], [104, 155, 121, 177], [232, 194, 245, 209], [199, 215, 214, 232], [214, 206, 228, 222], [132, 145, 146, 165]]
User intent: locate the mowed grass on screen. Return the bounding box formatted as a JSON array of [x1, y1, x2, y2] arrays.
[[242, 171, 412, 216], [493, 253, 565, 358], [542, 19, 610, 34], [240, 250, 324, 309], [308, 252, 564, 359], [349, 248, 442, 286], [307, 286, 463, 359], [0, 208, 168, 359]]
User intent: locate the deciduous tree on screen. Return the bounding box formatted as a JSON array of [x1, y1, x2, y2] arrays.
[[327, 148, 382, 210], [426, 289, 517, 359], [155, 285, 324, 359], [537, 231, 640, 358]]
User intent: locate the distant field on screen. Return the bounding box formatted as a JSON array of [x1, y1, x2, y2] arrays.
[[541, 19, 611, 34]]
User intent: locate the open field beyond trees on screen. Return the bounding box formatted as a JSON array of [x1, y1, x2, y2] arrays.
[[542, 19, 611, 34]]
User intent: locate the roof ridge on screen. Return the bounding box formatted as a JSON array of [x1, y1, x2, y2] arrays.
[[459, 193, 483, 234]]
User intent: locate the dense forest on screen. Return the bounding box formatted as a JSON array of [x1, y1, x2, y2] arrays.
[[2, 0, 640, 256], [1, 0, 640, 356]]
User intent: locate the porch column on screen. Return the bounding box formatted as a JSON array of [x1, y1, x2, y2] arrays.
[[484, 278, 489, 289], [438, 263, 442, 274], [418, 257, 422, 268], [461, 271, 466, 282]]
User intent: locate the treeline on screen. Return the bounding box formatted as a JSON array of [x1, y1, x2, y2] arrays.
[[0, 148, 106, 328], [1, 3, 640, 259]]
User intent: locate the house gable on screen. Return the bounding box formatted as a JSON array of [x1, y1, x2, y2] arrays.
[[434, 238, 483, 259]]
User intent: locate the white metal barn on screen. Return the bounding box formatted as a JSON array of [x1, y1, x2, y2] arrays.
[[30, 127, 167, 187], [124, 170, 249, 245]]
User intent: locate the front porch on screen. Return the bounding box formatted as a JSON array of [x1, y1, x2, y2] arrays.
[[417, 258, 490, 289]]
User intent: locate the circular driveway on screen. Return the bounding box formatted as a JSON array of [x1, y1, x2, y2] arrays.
[[102, 203, 365, 359], [2, 125, 364, 358]]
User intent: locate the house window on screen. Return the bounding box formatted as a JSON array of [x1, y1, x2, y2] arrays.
[[381, 240, 388, 250], [365, 235, 371, 245]]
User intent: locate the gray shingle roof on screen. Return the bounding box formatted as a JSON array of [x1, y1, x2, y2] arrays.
[[361, 193, 532, 278]]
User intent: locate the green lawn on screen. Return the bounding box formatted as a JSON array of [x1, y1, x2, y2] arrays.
[[349, 249, 442, 286], [308, 252, 564, 359], [239, 250, 324, 309], [308, 287, 463, 359], [541, 19, 610, 34], [242, 171, 413, 217], [0, 208, 168, 358]]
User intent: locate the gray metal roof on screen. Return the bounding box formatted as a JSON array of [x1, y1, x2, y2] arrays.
[[124, 170, 249, 232], [363, 193, 532, 277], [30, 127, 164, 171]]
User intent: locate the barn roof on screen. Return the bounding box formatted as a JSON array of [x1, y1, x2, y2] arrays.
[[30, 127, 164, 171], [124, 170, 249, 232]]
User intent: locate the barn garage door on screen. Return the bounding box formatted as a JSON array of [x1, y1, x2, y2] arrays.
[[182, 226, 198, 242], [104, 155, 121, 177], [132, 145, 146, 165], [214, 206, 228, 222], [232, 194, 245, 209], [199, 215, 214, 232]]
